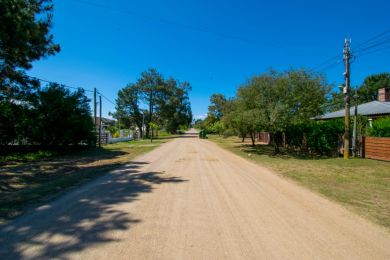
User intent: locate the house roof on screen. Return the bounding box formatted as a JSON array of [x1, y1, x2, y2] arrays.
[[315, 101, 390, 120]]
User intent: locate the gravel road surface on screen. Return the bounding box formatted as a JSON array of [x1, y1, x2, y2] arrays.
[[1, 130, 389, 259]]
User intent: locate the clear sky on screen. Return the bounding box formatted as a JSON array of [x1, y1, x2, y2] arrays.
[[30, 0, 390, 119]]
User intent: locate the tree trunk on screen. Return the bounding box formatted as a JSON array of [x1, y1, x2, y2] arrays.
[[302, 132, 308, 153], [270, 132, 280, 154], [241, 133, 245, 143], [250, 132, 255, 147]]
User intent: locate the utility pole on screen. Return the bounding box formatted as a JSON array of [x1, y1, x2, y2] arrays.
[[94, 88, 97, 126], [99, 95, 102, 148], [343, 38, 351, 159], [142, 111, 145, 139], [94, 88, 97, 147], [352, 89, 359, 157]]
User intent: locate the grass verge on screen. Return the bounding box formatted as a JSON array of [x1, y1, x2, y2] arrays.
[[209, 135, 390, 229], [0, 136, 173, 223]]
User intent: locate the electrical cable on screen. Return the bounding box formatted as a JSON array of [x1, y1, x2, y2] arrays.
[[29, 75, 94, 92], [71, 0, 307, 52]]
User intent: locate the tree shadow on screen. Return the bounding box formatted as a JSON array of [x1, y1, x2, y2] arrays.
[[0, 162, 187, 259], [0, 148, 128, 193]]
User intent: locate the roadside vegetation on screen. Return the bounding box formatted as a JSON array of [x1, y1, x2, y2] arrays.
[[114, 68, 193, 138], [0, 134, 174, 223], [209, 135, 390, 228], [199, 70, 390, 228], [196, 71, 390, 154]]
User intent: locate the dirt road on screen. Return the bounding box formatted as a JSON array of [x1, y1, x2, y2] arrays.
[[1, 130, 389, 259]]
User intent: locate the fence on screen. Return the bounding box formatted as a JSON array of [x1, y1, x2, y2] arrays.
[[256, 132, 270, 144], [362, 136, 390, 161], [96, 133, 109, 145]]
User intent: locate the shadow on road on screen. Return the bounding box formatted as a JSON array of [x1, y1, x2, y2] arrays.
[[0, 161, 187, 259]]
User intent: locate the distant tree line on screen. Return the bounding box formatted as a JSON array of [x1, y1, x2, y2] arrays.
[[197, 69, 389, 155], [114, 68, 193, 137]]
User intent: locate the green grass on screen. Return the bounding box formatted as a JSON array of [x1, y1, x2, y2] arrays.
[[209, 135, 390, 229], [0, 136, 174, 223]]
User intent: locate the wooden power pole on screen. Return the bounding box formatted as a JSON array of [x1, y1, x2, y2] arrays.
[[94, 88, 97, 147], [99, 95, 102, 148], [94, 88, 97, 126], [343, 38, 351, 159]]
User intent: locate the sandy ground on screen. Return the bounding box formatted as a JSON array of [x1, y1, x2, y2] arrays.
[[1, 130, 389, 259]]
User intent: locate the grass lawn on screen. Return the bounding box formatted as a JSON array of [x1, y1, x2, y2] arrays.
[[0, 135, 174, 223], [209, 135, 390, 229]]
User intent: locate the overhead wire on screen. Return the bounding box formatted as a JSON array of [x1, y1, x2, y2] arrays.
[[97, 91, 116, 106], [29, 75, 117, 108], [313, 28, 390, 71], [356, 44, 390, 58], [70, 0, 307, 52], [29, 75, 94, 92], [353, 37, 390, 55], [352, 29, 390, 50]]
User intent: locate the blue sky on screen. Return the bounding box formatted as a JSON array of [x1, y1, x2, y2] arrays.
[[30, 0, 390, 119]]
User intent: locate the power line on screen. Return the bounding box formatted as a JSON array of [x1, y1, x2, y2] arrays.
[[29, 75, 94, 93], [320, 59, 343, 72], [353, 37, 390, 54], [355, 44, 390, 58], [353, 28, 390, 50], [97, 90, 116, 106], [30, 75, 117, 108], [313, 28, 390, 71], [71, 0, 306, 52], [312, 54, 342, 70]]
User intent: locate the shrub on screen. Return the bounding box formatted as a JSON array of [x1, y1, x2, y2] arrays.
[[31, 84, 96, 146], [368, 117, 390, 137], [285, 119, 344, 155], [113, 131, 120, 138]]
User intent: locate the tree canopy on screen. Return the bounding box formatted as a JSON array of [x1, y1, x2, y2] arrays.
[[202, 68, 329, 150], [358, 73, 390, 103], [115, 68, 192, 136], [0, 0, 60, 100]]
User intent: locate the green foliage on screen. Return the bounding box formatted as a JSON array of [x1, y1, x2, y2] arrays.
[[327, 72, 390, 112], [306, 120, 344, 155], [115, 69, 192, 136], [358, 73, 390, 103], [113, 131, 120, 138], [0, 0, 60, 100], [368, 117, 390, 137], [107, 126, 118, 136], [0, 100, 33, 145], [193, 119, 204, 129], [114, 83, 143, 133], [1, 84, 95, 146], [221, 68, 328, 149], [31, 84, 95, 146], [0, 1, 93, 148], [148, 122, 159, 131], [208, 93, 227, 120], [204, 121, 225, 135], [285, 119, 344, 155]]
